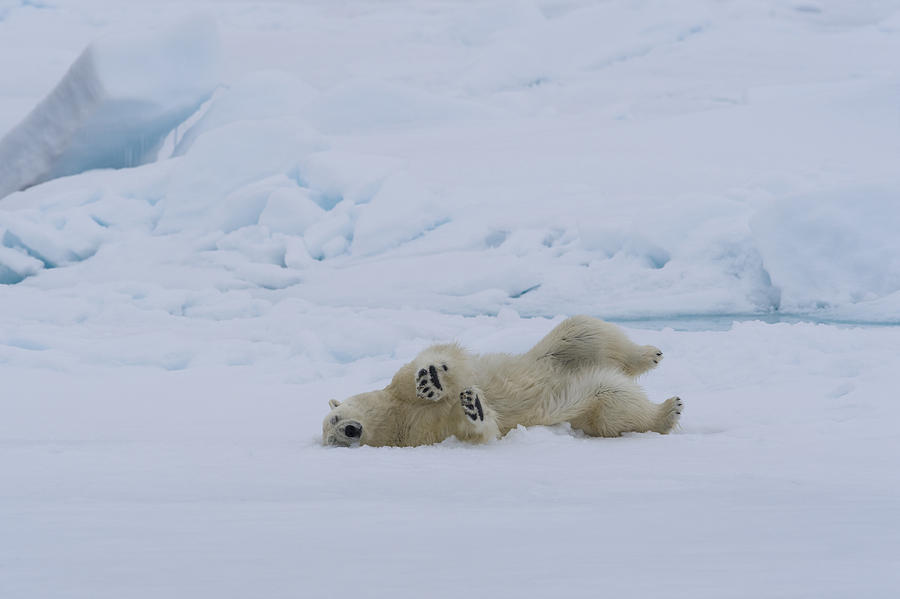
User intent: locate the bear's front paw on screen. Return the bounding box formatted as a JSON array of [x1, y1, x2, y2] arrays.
[[416, 363, 448, 401], [460, 388, 485, 422]]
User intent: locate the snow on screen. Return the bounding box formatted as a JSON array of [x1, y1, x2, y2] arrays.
[[4, 321, 900, 597], [1, 0, 900, 597], [751, 186, 900, 310]]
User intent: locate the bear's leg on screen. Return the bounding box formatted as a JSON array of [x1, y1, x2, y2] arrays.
[[568, 373, 682, 437], [457, 387, 501, 443], [411, 343, 476, 402], [524, 315, 662, 377]]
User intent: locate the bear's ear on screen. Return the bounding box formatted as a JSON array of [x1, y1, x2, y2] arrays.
[[328, 399, 341, 409]]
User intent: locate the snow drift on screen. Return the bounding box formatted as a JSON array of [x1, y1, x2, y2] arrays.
[[0, 16, 220, 199]]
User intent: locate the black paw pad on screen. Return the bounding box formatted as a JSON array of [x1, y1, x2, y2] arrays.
[[428, 365, 443, 390], [460, 389, 484, 422], [416, 364, 445, 400]]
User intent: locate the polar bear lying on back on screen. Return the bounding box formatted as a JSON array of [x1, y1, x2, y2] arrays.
[[322, 315, 682, 447]]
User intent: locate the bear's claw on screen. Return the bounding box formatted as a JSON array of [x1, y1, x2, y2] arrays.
[[416, 363, 447, 401], [460, 388, 484, 422]]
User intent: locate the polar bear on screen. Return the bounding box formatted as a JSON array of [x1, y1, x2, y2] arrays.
[[322, 315, 682, 447]]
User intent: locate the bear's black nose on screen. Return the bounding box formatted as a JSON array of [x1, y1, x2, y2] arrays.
[[343, 424, 361, 438]]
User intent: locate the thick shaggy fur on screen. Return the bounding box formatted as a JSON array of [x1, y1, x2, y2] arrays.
[[322, 316, 681, 447]]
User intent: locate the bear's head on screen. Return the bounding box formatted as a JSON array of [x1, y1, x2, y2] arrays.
[[322, 392, 381, 447]]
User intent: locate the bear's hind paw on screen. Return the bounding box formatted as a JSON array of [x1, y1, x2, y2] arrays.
[[654, 396, 683, 434], [416, 364, 448, 401], [642, 345, 664, 368], [624, 345, 664, 377]]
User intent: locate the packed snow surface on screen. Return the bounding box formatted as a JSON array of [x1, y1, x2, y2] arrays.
[[1, 0, 899, 597]]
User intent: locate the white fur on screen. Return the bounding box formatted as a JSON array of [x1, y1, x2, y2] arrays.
[[322, 316, 681, 447]]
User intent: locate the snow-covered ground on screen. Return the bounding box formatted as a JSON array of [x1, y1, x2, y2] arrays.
[[1, 1, 899, 597]]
